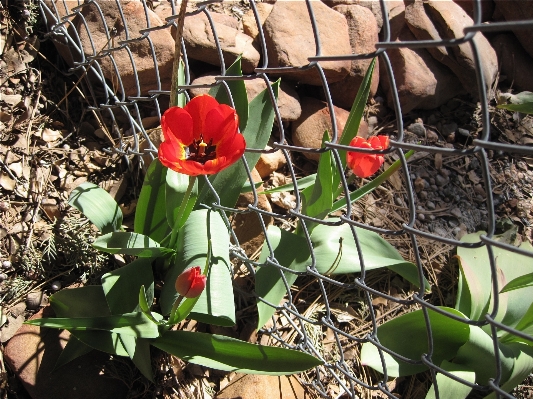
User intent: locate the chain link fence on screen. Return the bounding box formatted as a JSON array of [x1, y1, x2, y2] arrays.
[[38, 0, 533, 398]]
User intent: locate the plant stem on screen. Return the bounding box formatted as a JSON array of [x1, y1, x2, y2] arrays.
[[169, 176, 197, 249], [169, 0, 188, 107]]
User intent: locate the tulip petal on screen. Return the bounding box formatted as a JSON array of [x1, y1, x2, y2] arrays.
[[185, 95, 220, 139], [161, 107, 194, 145], [204, 105, 240, 145]]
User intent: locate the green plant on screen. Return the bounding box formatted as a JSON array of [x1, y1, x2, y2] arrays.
[[360, 231, 533, 398]]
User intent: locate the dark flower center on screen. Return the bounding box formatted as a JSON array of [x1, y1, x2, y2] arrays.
[[186, 135, 217, 164]]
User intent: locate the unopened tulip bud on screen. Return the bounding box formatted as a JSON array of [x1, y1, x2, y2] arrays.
[[175, 266, 206, 298]]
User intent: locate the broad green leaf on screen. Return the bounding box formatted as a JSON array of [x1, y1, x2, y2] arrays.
[[135, 159, 171, 242], [208, 56, 248, 132], [256, 226, 310, 329], [485, 342, 533, 399], [500, 301, 533, 345], [198, 81, 279, 209], [166, 170, 198, 231], [338, 58, 376, 170], [54, 335, 93, 370], [139, 285, 150, 313], [256, 223, 427, 329], [360, 307, 470, 377], [501, 272, 533, 293], [153, 331, 322, 375], [120, 335, 154, 382], [300, 131, 334, 229], [497, 102, 533, 114], [425, 361, 475, 399], [50, 285, 111, 318], [453, 325, 514, 385], [93, 232, 173, 257], [68, 182, 122, 234], [457, 232, 533, 330], [69, 330, 129, 357], [331, 150, 414, 213], [25, 312, 160, 338], [160, 209, 235, 326], [102, 258, 155, 315]]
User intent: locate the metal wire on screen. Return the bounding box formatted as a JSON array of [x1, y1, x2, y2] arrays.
[[38, 0, 533, 398]]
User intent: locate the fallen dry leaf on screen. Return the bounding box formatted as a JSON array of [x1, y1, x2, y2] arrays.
[[0, 173, 16, 191], [41, 128, 63, 142]]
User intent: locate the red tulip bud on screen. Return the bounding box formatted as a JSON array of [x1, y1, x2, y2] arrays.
[[175, 266, 207, 298]]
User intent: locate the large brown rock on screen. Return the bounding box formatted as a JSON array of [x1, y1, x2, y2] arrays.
[[380, 5, 464, 114], [494, 0, 533, 59], [322, 0, 404, 30], [263, 1, 352, 86], [215, 374, 309, 399], [453, 0, 495, 22], [329, 5, 380, 109], [491, 33, 533, 93], [292, 97, 367, 161], [189, 74, 302, 122], [4, 307, 128, 399], [43, 0, 175, 98], [405, 0, 498, 96], [242, 3, 274, 41], [183, 12, 260, 74]]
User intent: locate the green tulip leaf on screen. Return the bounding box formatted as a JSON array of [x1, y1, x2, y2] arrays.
[[160, 209, 235, 326], [69, 330, 129, 357], [50, 285, 111, 318], [53, 335, 94, 371], [425, 361, 475, 399], [338, 58, 376, 170], [153, 331, 322, 375], [209, 56, 248, 132], [501, 273, 533, 293], [68, 182, 123, 234], [102, 258, 155, 315], [25, 312, 160, 339], [198, 80, 279, 209], [166, 170, 198, 232], [120, 335, 154, 382], [360, 307, 470, 377], [256, 226, 310, 329], [457, 232, 533, 330], [484, 342, 533, 399], [174, 59, 186, 108], [135, 159, 171, 243], [93, 232, 173, 258], [256, 223, 427, 329]]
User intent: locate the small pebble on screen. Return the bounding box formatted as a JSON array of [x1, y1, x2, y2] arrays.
[[451, 208, 462, 218], [457, 128, 470, 138], [407, 122, 426, 137], [26, 291, 44, 310], [50, 281, 62, 292], [417, 213, 426, 221], [426, 201, 436, 210], [2, 260, 11, 269], [435, 175, 448, 186], [394, 197, 404, 206], [419, 191, 428, 200], [0, 201, 9, 212], [0, 273, 7, 282]]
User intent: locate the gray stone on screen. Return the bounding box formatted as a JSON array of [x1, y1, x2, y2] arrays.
[[407, 122, 427, 137]]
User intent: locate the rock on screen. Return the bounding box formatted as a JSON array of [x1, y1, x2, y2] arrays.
[[491, 33, 533, 92], [43, 0, 175, 98], [183, 12, 260, 74], [242, 3, 274, 41], [407, 122, 426, 137], [493, 0, 533, 59], [256, 146, 288, 178], [442, 122, 458, 137], [405, 0, 498, 96], [328, 5, 380, 109], [323, 0, 404, 29], [4, 307, 129, 399], [292, 97, 367, 161], [263, 1, 352, 85], [189, 74, 302, 122], [215, 374, 307, 399], [232, 169, 273, 256], [380, 5, 464, 114], [453, 0, 495, 22]]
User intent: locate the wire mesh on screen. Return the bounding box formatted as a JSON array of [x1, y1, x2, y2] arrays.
[[37, 0, 533, 398]]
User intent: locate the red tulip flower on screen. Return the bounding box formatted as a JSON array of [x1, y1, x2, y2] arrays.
[[158, 95, 246, 176], [175, 266, 207, 299], [346, 136, 390, 178]]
